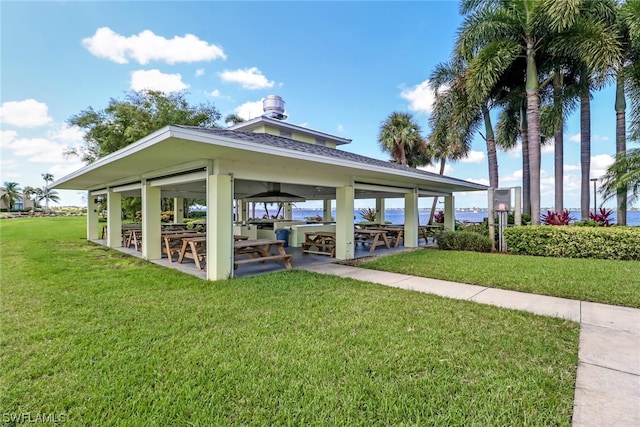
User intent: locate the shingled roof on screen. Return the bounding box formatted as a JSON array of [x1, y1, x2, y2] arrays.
[[175, 125, 479, 187]]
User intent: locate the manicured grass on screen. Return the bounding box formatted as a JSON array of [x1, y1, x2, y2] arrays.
[[1, 217, 578, 425], [362, 248, 640, 308]]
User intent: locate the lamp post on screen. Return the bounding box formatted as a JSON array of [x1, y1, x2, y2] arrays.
[[590, 178, 598, 214]]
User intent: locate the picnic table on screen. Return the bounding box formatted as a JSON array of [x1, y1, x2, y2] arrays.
[[372, 225, 404, 248], [354, 229, 390, 253], [162, 231, 204, 262], [302, 231, 336, 257], [233, 239, 292, 270], [177, 236, 208, 270]]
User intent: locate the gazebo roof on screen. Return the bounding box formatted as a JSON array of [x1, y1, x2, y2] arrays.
[[53, 125, 486, 198]]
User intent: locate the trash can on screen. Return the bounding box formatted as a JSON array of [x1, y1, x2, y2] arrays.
[[275, 229, 290, 247]]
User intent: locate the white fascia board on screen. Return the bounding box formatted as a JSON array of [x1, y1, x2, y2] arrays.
[[172, 127, 485, 191], [90, 189, 108, 196], [111, 183, 142, 193], [140, 160, 208, 181], [355, 183, 413, 194], [51, 126, 173, 189], [150, 171, 207, 187]]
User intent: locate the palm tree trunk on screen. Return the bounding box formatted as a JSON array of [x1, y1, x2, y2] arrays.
[[428, 159, 447, 224], [615, 72, 627, 225], [553, 71, 564, 212], [521, 104, 531, 216], [482, 105, 499, 189], [526, 42, 541, 225], [580, 86, 591, 220]]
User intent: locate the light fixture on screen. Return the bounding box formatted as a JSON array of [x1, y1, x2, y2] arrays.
[[244, 183, 305, 203]]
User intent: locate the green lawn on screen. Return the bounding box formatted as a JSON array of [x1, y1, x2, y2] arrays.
[[1, 217, 578, 425], [361, 248, 640, 308]]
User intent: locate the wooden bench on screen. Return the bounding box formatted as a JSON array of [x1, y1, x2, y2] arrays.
[[234, 254, 293, 269], [302, 231, 336, 257], [233, 239, 292, 270]]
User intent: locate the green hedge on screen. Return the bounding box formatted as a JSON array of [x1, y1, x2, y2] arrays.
[[436, 231, 493, 253], [504, 226, 640, 261]]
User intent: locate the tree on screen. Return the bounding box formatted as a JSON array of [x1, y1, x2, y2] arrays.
[[67, 90, 221, 163], [38, 188, 60, 209], [42, 173, 55, 212], [612, 0, 640, 224], [458, 0, 621, 224], [22, 186, 39, 212], [600, 148, 640, 208], [225, 114, 245, 126], [1, 182, 22, 211], [378, 112, 425, 166]]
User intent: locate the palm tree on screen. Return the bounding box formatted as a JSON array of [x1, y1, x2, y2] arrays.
[[1, 182, 22, 211], [22, 186, 38, 212], [600, 148, 640, 208], [458, 0, 621, 224], [378, 112, 424, 166], [38, 188, 60, 209], [225, 113, 245, 126], [612, 0, 640, 224], [41, 173, 54, 212], [425, 81, 473, 224]]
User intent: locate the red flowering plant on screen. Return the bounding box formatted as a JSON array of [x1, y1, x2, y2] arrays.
[[588, 208, 614, 226], [541, 209, 575, 225]]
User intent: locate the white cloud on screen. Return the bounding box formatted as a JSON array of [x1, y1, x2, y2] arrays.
[[569, 133, 580, 143], [567, 133, 610, 143], [541, 141, 554, 154], [591, 153, 614, 178], [130, 69, 188, 93], [82, 27, 226, 65], [419, 162, 454, 175], [399, 80, 440, 114], [195, 68, 205, 77], [1, 132, 73, 164], [235, 100, 264, 120], [466, 177, 490, 186], [208, 89, 221, 97], [48, 123, 85, 143], [0, 99, 53, 128], [500, 169, 523, 184], [460, 150, 485, 164], [220, 67, 274, 90]]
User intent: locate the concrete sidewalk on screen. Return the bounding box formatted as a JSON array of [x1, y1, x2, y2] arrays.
[[302, 263, 640, 427]]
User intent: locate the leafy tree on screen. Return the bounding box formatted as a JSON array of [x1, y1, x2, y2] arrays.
[[378, 112, 425, 166], [67, 90, 221, 163], [1, 182, 22, 211], [225, 114, 245, 126]]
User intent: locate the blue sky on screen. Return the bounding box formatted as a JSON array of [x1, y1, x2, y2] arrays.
[[1, 1, 621, 209]]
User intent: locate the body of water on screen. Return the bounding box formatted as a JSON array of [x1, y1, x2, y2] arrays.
[[271, 208, 640, 226]]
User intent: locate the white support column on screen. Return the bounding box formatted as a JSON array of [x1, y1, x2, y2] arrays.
[[444, 195, 455, 231], [106, 190, 122, 248], [375, 198, 385, 224], [87, 193, 100, 241], [335, 186, 354, 260], [173, 197, 184, 223], [323, 199, 333, 222], [142, 181, 162, 260], [284, 202, 293, 220], [404, 191, 419, 247], [206, 173, 233, 280]]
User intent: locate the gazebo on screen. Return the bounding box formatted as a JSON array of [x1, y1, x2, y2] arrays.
[[53, 97, 486, 280]]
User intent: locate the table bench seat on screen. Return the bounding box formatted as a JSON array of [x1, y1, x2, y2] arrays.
[[234, 254, 292, 269]]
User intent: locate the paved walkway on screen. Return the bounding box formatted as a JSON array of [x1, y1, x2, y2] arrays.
[[302, 263, 640, 427]]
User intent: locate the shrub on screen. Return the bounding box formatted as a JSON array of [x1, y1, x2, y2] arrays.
[[541, 210, 575, 225], [504, 226, 640, 261], [457, 222, 489, 236], [436, 231, 493, 252], [588, 208, 614, 226]]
